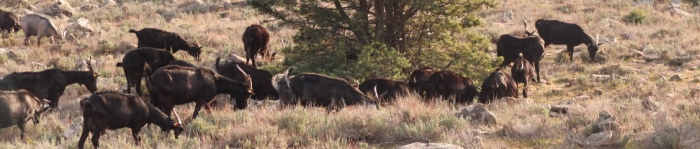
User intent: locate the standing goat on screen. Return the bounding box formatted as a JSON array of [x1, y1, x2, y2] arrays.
[[0, 59, 99, 108], [496, 19, 545, 82], [78, 91, 183, 149], [511, 54, 536, 98], [129, 28, 203, 61], [0, 90, 51, 140], [148, 65, 253, 120], [21, 14, 63, 46], [242, 24, 270, 68], [478, 68, 518, 103], [116, 47, 176, 95], [0, 9, 20, 38], [535, 19, 603, 61]]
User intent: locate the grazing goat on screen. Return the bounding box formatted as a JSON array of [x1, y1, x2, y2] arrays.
[[418, 71, 478, 104], [535, 19, 603, 61], [478, 69, 518, 103], [408, 67, 435, 92], [0, 90, 51, 139], [116, 47, 176, 95], [148, 65, 253, 119], [242, 24, 270, 68], [129, 28, 203, 60], [0, 9, 20, 38], [78, 91, 183, 149], [21, 14, 63, 46], [0, 59, 99, 108], [511, 54, 536, 98], [272, 67, 377, 111], [358, 78, 409, 104], [216, 57, 278, 101]]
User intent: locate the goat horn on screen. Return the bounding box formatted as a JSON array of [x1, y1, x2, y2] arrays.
[[522, 17, 532, 34], [595, 34, 600, 44], [236, 65, 253, 91], [373, 85, 379, 99], [173, 108, 183, 125], [86, 57, 95, 72]]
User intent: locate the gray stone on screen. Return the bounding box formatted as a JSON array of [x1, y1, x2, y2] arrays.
[[399, 142, 463, 149], [65, 18, 95, 41], [456, 103, 496, 125], [642, 97, 660, 111], [42, 0, 74, 18], [80, 4, 98, 11], [549, 103, 585, 117]]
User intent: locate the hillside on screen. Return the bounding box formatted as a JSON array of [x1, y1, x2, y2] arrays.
[[1, 0, 700, 148]]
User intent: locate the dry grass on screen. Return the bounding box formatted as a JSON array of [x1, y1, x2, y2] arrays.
[[0, 0, 699, 148]]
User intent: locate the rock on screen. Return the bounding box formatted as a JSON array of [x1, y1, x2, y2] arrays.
[[178, 0, 203, 8], [622, 33, 635, 40], [100, 0, 117, 7], [456, 103, 496, 125], [80, 4, 98, 11], [642, 97, 660, 111], [693, 77, 700, 83], [575, 95, 590, 100], [594, 89, 603, 96], [571, 111, 629, 148], [691, 88, 700, 98], [65, 18, 95, 41], [62, 117, 83, 139], [0, 0, 33, 9], [42, 0, 74, 18], [669, 74, 682, 82], [399, 142, 463, 149], [669, 55, 692, 66], [549, 103, 585, 117]]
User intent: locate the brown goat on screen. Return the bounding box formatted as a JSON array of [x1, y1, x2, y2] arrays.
[[511, 54, 536, 98], [242, 24, 271, 68]]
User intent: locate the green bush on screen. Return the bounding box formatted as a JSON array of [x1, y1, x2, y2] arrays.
[[624, 8, 647, 25]]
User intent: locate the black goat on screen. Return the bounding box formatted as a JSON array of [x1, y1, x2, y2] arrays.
[[78, 91, 183, 149], [418, 70, 478, 104], [148, 65, 253, 120], [478, 69, 518, 103], [358, 78, 409, 104], [408, 67, 435, 92], [535, 19, 603, 61], [242, 24, 270, 68], [215, 58, 278, 101], [511, 54, 536, 98], [129, 28, 203, 60], [496, 34, 544, 82], [272, 67, 377, 111], [0, 9, 20, 38], [0, 59, 99, 108], [116, 47, 176, 95]]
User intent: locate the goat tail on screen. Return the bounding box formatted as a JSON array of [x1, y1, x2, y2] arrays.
[[215, 57, 221, 71], [284, 67, 295, 88], [79, 99, 94, 113], [116, 62, 123, 67], [128, 29, 138, 33]]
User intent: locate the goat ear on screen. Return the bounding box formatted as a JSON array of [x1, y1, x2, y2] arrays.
[[173, 123, 180, 127], [597, 43, 604, 46]]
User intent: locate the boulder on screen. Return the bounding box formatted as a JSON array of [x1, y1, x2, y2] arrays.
[[42, 0, 74, 18], [80, 4, 98, 11], [65, 18, 95, 41], [642, 97, 660, 111], [399, 142, 463, 149], [573, 111, 629, 148], [456, 103, 496, 125], [549, 101, 585, 117]]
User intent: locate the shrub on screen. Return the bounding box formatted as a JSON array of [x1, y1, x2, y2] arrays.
[[624, 8, 647, 25]]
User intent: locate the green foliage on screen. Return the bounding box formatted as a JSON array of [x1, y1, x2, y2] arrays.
[[249, 0, 498, 78], [348, 43, 411, 80], [624, 8, 647, 25]]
